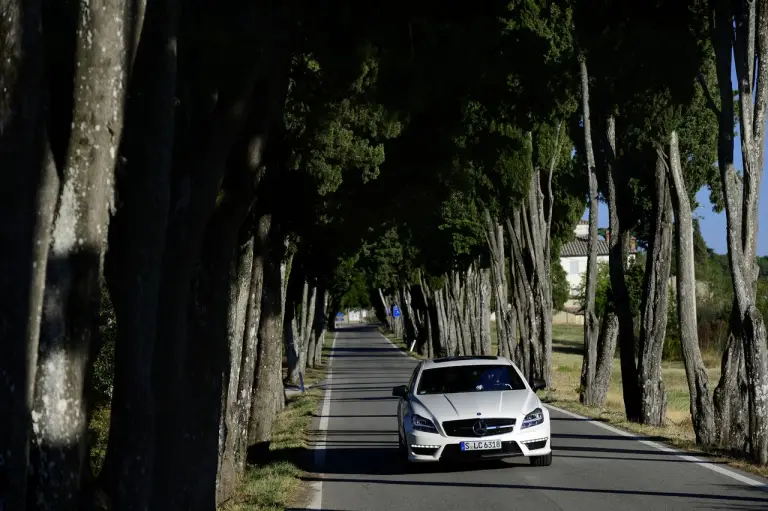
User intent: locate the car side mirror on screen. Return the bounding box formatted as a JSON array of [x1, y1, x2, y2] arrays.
[[531, 378, 546, 392], [392, 385, 408, 398]]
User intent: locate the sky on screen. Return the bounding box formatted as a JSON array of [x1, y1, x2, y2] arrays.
[[580, 65, 768, 257]]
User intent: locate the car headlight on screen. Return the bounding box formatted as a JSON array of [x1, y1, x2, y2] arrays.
[[521, 408, 544, 429], [412, 414, 438, 433]]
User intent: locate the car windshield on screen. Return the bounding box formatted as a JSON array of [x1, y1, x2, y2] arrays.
[[416, 365, 527, 395]]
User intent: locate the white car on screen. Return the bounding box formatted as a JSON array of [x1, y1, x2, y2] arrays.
[[392, 355, 552, 466]]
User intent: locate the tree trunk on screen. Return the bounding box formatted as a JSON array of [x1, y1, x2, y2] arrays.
[[215, 232, 254, 505], [508, 220, 527, 370], [150, 23, 280, 510], [524, 121, 562, 387], [178, 162, 265, 509], [307, 289, 319, 369], [578, 59, 601, 406], [507, 214, 538, 381], [464, 266, 483, 356], [448, 272, 471, 356], [0, 0, 55, 506], [313, 289, 330, 366], [98, 0, 178, 505], [479, 266, 493, 356], [668, 130, 716, 446], [286, 279, 309, 384], [234, 214, 270, 473], [301, 283, 318, 373], [604, 115, 641, 421], [401, 284, 420, 351], [587, 313, 619, 407], [248, 231, 286, 449], [710, 0, 768, 464], [434, 288, 449, 357], [29, 0, 129, 505], [637, 152, 673, 427], [375, 288, 391, 329]]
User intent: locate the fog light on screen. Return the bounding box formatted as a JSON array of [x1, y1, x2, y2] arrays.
[[522, 438, 548, 444]]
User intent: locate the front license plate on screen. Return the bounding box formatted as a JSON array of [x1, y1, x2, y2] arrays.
[[460, 440, 502, 451]]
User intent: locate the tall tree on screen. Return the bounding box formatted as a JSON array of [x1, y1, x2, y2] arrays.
[[709, 0, 768, 464]]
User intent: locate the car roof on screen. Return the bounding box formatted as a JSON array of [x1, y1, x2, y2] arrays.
[[420, 355, 514, 369]]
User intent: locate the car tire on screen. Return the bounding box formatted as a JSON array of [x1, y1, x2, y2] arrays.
[[529, 453, 552, 467], [398, 430, 409, 460]]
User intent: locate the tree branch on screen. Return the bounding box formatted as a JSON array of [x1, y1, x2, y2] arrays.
[[697, 71, 722, 117]]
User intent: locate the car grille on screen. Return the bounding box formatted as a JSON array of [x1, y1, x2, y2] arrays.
[[442, 418, 516, 437]]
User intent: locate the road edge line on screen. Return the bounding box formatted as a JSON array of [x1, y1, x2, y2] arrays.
[[546, 403, 768, 488], [308, 330, 338, 510], [376, 327, 417, 359]]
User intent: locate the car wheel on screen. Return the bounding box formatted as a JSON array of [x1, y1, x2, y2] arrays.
[[398, 429, 409, 459], [529, 453, 552, 467]]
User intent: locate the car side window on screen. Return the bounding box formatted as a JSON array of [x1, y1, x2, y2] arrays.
[[407, 364, 421, 394]]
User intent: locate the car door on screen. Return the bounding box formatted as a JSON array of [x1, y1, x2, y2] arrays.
[[399, 363, 421, 433]]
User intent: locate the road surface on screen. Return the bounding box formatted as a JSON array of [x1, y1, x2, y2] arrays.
[[298, 326, 768, 511]]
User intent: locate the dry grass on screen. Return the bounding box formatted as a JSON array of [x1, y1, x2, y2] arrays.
[[219, 331, 335, 510], [545, 324, 721, 424]]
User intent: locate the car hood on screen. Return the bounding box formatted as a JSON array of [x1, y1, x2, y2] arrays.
[[412, 390, 537, 421]]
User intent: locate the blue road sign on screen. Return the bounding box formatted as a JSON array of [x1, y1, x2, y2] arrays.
[[392, 305, 401, 318]]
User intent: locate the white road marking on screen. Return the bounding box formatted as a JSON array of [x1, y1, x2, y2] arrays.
[[309, 330, 338, 510], [378, 329, 416, 359], [547, 403, 768, 489]]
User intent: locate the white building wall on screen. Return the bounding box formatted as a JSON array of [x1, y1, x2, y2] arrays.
[[559, 254, 609, 295]]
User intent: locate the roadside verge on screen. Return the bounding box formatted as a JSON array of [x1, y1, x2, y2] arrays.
[[221, 331, 335, 511]]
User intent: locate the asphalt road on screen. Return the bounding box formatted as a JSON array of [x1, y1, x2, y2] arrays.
[[298, 325, 768, 511]]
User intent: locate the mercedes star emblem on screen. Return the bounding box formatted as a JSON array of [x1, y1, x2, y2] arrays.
[[472, 420, 488, 436]]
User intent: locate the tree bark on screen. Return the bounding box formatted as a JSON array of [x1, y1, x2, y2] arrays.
[[479, 266, 493, 356], [578, 59, 601, 406], [637, 153, 673, 427], [401, 284, 420, 352], [668, 130, 716, 446], [29, 0, 129, 506], [150, 29, 273, 511], [312, 289, 330, 366], [248, 230, 286, 449], [604, 115, 641, 421], [98, 0, 178, 505], [302, 285, 323, 372], [234, 214, 270, 470], [588, 313, 619, 407], [215, 232, 254, 506], [507, 214, 537, 380], [524, 122, 562, 387], [0, 0, 54, 506], [375, 288, 392, 329]]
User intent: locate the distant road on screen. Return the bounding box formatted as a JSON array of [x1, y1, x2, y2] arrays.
[[296, 326, 768, 511]]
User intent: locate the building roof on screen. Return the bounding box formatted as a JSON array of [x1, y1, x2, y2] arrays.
[[560, 236, 610, 257]]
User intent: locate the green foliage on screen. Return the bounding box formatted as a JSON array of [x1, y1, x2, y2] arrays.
[[91, 284, 116, 405], [551, 258, 570, 312], [757, 257, 768, 278], [339, 268, 372, 310], [575, 258, 644, 320], [576, 262, 611, 318]]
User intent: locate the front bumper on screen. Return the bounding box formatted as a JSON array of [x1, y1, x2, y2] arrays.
[[405, 423, 551, 463]]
